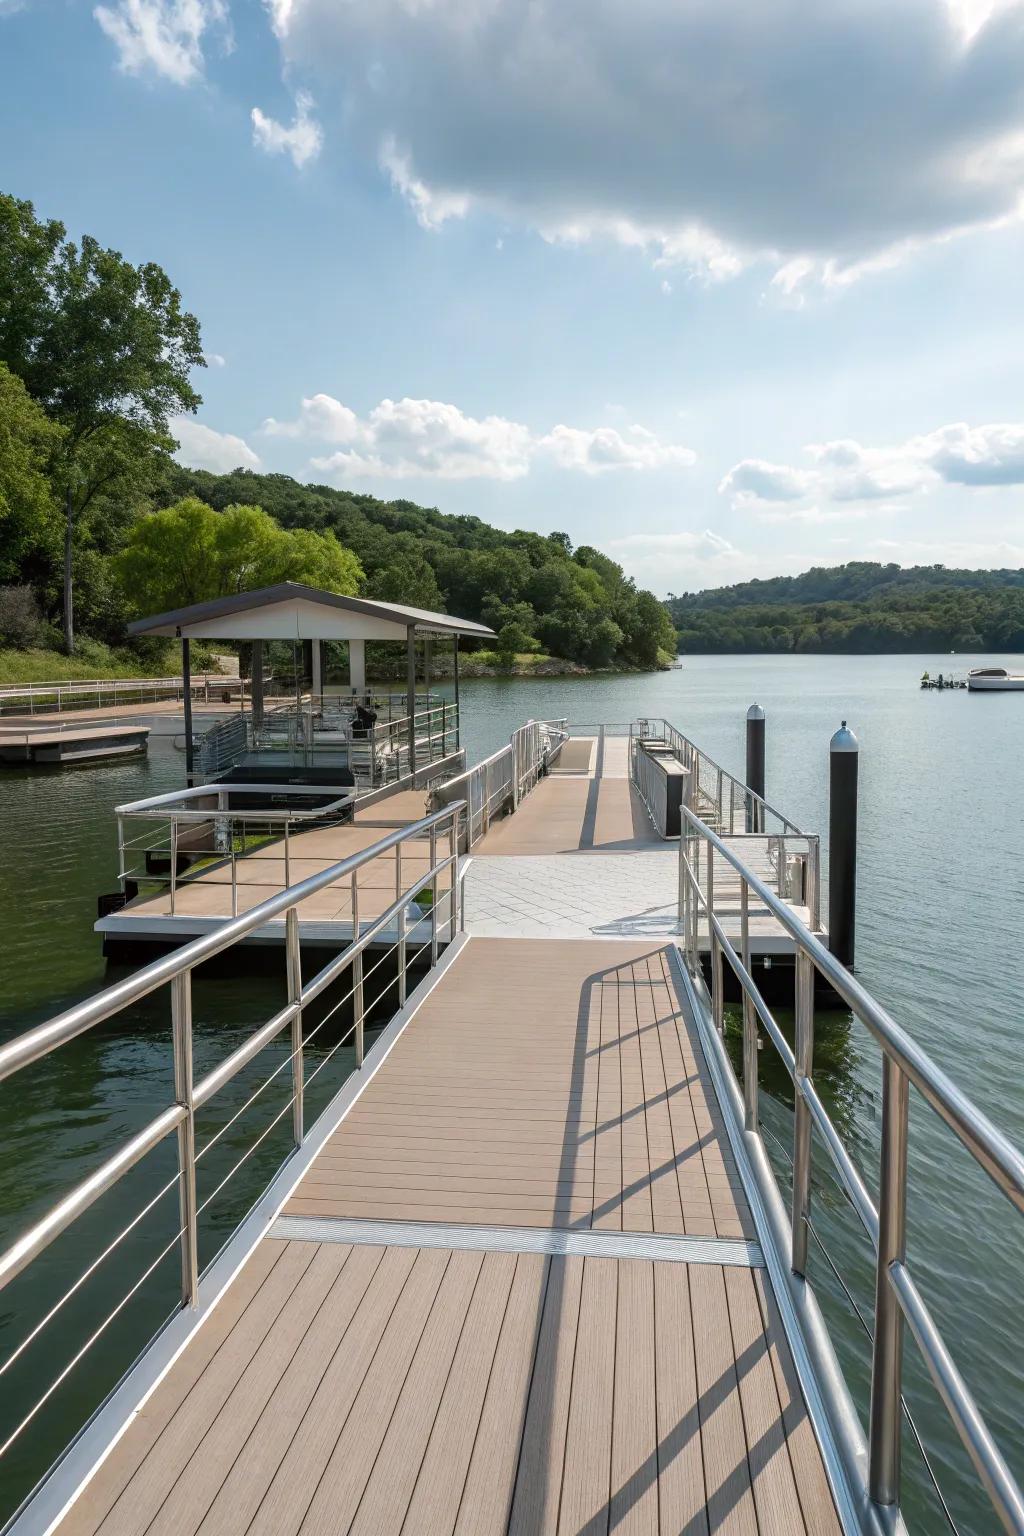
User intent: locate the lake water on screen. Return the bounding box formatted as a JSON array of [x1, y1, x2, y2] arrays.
[[1, 653, 1022, 1532]]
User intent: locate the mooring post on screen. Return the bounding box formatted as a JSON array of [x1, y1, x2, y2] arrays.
[[829, 720, 859, 968], [745, 703, 765, 832]]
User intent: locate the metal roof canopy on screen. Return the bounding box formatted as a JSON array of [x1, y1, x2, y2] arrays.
[[127, 584, 495, 642]]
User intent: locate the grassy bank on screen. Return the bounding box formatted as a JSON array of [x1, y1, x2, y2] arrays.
[[0, 641, 212, 686]]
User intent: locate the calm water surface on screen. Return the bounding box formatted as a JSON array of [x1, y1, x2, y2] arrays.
[[1, 654, 1021, 1532]]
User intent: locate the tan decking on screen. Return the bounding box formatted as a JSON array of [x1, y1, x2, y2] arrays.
[[54, 1236, 839, 1536], [288, 938, 751, 1237], [117, 786, 441, 926], [476, 775, 662, 855], [548, 735, 596, 774]]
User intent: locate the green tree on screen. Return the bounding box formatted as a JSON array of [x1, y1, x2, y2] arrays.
[[0, 193, 204, 653], [0, 362, 63, 586], [116, 498, 363, 614]]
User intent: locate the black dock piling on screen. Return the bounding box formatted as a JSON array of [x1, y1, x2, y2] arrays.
[[828, 720, 859, 968], [746, 704, 765, 831]]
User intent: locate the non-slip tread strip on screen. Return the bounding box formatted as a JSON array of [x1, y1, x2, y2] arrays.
[[269, 1214, 764, 1268]]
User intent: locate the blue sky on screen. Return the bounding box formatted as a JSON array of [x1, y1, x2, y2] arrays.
[[3, 0, 1024, 592]]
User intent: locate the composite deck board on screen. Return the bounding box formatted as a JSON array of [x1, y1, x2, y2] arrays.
[[54, 1243, 839, 1536], [286, 937, 752, 1239], [475, 775, 662, 855]]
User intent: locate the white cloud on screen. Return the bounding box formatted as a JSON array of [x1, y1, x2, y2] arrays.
[[537, 424, 696, 474], [251, 90, 322, 169], [719, 459, 814, 505], [723, 419, 1024, 513], [94, 0, 229, 84], [269, 0, 1024, 287], [207, 352, 227, 368], [263, 393, 696, 481], [172, 417, 260, 472]]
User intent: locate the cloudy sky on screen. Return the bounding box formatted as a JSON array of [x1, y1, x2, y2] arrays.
[[3, 0, 1024, 591]]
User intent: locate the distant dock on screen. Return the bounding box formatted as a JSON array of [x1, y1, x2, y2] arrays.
[[0, 723, 150, 767]]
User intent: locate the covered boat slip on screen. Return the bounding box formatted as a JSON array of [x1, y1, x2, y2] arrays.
[[48, 937, 842, 1536]]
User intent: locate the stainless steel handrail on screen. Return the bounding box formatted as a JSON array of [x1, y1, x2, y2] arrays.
[[639, 716, 804, 836], [0, 804, 462, 1082], [677, 803, 1024, 1534]]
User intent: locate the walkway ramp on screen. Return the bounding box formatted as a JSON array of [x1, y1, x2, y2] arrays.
[[50, 936, 842, 1536]]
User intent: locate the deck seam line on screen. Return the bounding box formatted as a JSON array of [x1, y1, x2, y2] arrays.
[[268, 1216, 764, 1268]]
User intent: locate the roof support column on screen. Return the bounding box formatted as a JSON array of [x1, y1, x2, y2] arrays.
[[453, 634, 460, 748], [181, 636, 194, 785], [311, 639, 322, 701], [406, 626, 417, 779], [349, 639, 366, 697], [251, 641, 265, 730]]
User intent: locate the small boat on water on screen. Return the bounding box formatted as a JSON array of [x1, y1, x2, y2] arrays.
[[967, 666, 1024, 691]]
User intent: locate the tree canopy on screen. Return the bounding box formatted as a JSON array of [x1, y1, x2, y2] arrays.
[[0, 363, 62, 587], [165, 466, 679, 667], [117, 498, 364, 614], [0, 192, 203, 651], [667, 562, 1024, 653]]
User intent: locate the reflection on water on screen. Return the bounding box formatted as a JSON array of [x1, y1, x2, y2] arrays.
[[1, 655, 1023, 1533]]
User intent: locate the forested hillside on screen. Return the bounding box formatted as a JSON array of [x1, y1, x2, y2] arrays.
[[165, 467, 677, 669], [0, 189, 675, 675], [667, 563, 1024, 653]]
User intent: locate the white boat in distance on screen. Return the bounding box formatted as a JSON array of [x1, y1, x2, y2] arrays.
[[967, 666, 1024, 691]]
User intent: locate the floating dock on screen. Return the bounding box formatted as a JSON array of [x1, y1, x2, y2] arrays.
[[0, 723, 150, 766], [3, 710, 1023, 1536]]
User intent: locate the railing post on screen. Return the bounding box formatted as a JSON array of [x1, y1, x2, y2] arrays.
[[869, 1056, 909, 1506], [395, 842, 401, 904], [352, 871, 364, 1067], [711, 930, 724, 1035], [791, 949, 814, 1276], [170, 819, 178, 916], [397, 899, 407, 1006], [285, 907, 303, 1147], [117, 815, 126, 891], [430, 825, 439, 965], [449, 815, 458, 941], [706, 843, 714, 953], [284, 819, 291, 888], [741, 879, 758, 1132], [810, 837, 821, 932], [171, 972, 199, 1308]]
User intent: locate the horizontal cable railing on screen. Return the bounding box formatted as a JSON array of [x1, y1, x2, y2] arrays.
[[635, 716, 804, 837], [197, 696, 459, 787], [0, 675, 241, 717], [428, 717, 567, 849], [114, 782, 358, 912], [677, 805, 1024, 1535], [0, 803, 465, 1482]]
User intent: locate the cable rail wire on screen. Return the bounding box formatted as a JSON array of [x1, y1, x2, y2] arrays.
[[676, 799, 1024, 1535], [756, 1120, 961, 1536], [0, 801, 467, 1474]]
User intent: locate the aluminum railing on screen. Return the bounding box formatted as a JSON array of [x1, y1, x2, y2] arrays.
[[198, 696, 459, 786], [0, 803, 465, 1474], [0, 674, 241, 717], [429, 717, 568, 849], [635, 716, 804, 836], [677, 804, 1024, 1534], [115, 782, 358, 913]]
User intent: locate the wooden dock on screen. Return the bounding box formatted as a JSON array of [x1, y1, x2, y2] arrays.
[[0, 723, 150, 766], [49, 936, 842, 1535]]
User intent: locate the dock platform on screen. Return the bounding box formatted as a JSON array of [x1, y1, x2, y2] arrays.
[[0, 723, 150, 766], [49, 935, 841, 1536]]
